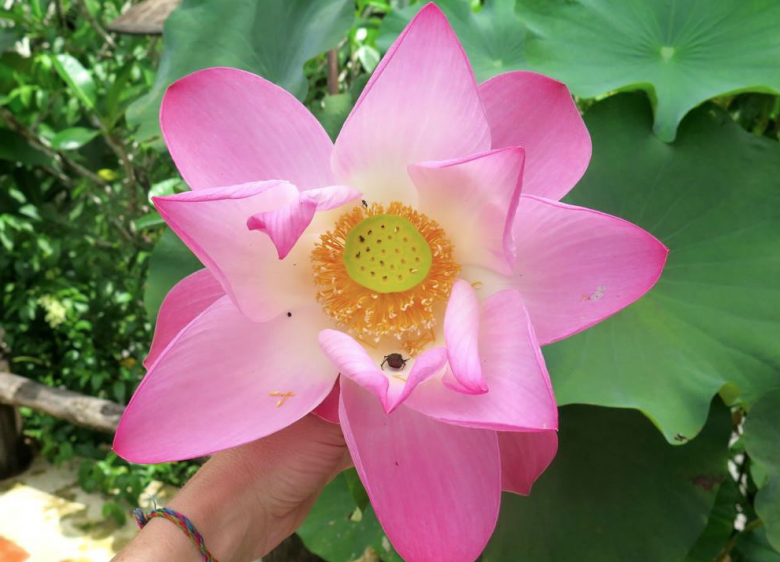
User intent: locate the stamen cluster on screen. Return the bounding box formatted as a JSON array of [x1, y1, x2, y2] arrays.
[[311, 202, 459, 355]]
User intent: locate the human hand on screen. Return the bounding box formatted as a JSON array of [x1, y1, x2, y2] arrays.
[[113, 414, 351, 562]]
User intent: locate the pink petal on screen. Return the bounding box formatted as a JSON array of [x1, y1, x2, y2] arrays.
[[144, 268, 224, 369], [444, 280, 486, 394], [247, 184, 362, 259], [479, 71, 591, 201], [114, 297, 336, 463], [332, 4, 491, 204], [318, 330, 447, 412], [318, 329, 388, 404], [303, 185, 363, 210], [153, 180, 312, 323], [339, 378, 501, 562], [512, 195, 668, 345], [499, 430, 558, 495], [405, 289, 557, 431], [161, 67, 334, 191], [247, 196, 317, 260], [409, 147, 524, 275], [312, 379, 341, 424]]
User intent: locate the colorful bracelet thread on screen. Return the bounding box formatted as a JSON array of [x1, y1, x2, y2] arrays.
[[134, 507, 219, 562]]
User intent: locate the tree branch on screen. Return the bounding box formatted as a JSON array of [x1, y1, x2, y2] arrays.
[[0, 105, 109, 188], [327, 49, 340, 95], [0, 372, 122, 434]]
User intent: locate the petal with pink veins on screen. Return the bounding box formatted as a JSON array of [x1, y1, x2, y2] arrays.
[[499, 430, 558, 495], [144, 268, 224, 369], [444, 280, 486, 394], [512, 195, 668, 345], [161, 67, 334, 191], [154, 180, 313, 323], [410, 147, 524, 275], [339, 378, 501, 562], [114, 297, 336, 463], [479, 71, 591, 201], [247, 185, 361, 259], [318, 329, 447, 413], [332, 4, 491, 205], [405, 289, 557, 432]]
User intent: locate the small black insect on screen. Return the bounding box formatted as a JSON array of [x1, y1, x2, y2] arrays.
[[287, 312, 292, 318], [381, 353, 409, 371], [361, 199, 369, 209]]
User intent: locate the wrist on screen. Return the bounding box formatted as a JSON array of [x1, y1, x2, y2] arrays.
[[166, 454, 272, 561]]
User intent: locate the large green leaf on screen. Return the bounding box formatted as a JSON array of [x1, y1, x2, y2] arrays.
[[298, 469, 402, 562], [484, 401, 731, 562], [127, 0, 354, 142], [735, 527, 780, 562], [684, 478, 738, 562], [744, 388, 780, 552], [378, 0, 527, 83], [516, 0, 780, 141], [143, 228, 201, 321], [546, 94, 780, 444]]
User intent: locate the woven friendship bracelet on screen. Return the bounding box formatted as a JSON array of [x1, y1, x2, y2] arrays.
[[134, 507, 219, 562]]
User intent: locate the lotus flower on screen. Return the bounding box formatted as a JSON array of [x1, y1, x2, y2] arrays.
[[115, 4, 667, 560]]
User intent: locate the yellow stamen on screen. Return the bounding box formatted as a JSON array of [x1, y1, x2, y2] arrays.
[[312, 202, 459, 349], [269, 391, 295, 407]]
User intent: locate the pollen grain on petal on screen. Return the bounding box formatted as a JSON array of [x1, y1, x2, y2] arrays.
[[269, 391, 295, 407], [311, 202, 459, 355]]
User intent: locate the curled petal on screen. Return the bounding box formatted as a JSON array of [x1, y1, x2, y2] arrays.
[[247, 197, 318, 260], [161, 67, 334, 191], [247, 185, 361, 260], [406, 290, 557, 432], [410, 147, 525, 274], [339, 379, 501, 562], [318, 329, 447, 413], [114, 298, 336, 463], [333, 3, 490, 204], [153, 180, 312, 323], [444, 280, 486, 394], [479, 71, 591, 201], [145, 268, 224, 369]]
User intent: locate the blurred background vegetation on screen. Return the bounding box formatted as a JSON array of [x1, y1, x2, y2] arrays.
[[1, 0, 779, 560], [0, 0, 419, 529]]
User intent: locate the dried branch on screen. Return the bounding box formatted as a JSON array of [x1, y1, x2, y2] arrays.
[[0, 372, 123, 434], [327, 49, 340, 95]]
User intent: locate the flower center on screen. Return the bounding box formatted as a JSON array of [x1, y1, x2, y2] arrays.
[[311, 202, 459, 353], [342, 213, 433, 293]]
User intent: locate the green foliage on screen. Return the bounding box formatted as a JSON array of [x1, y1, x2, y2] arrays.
[[744, 389, 780, 552], [547, 94, 780, 445], [298, 469, 402, 562], [0, 0, 194, 521], [484, 401, 731, 562], [685, 478, 739, 562], [516, 0, 780, 141], [127, 0, 355, 142]]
